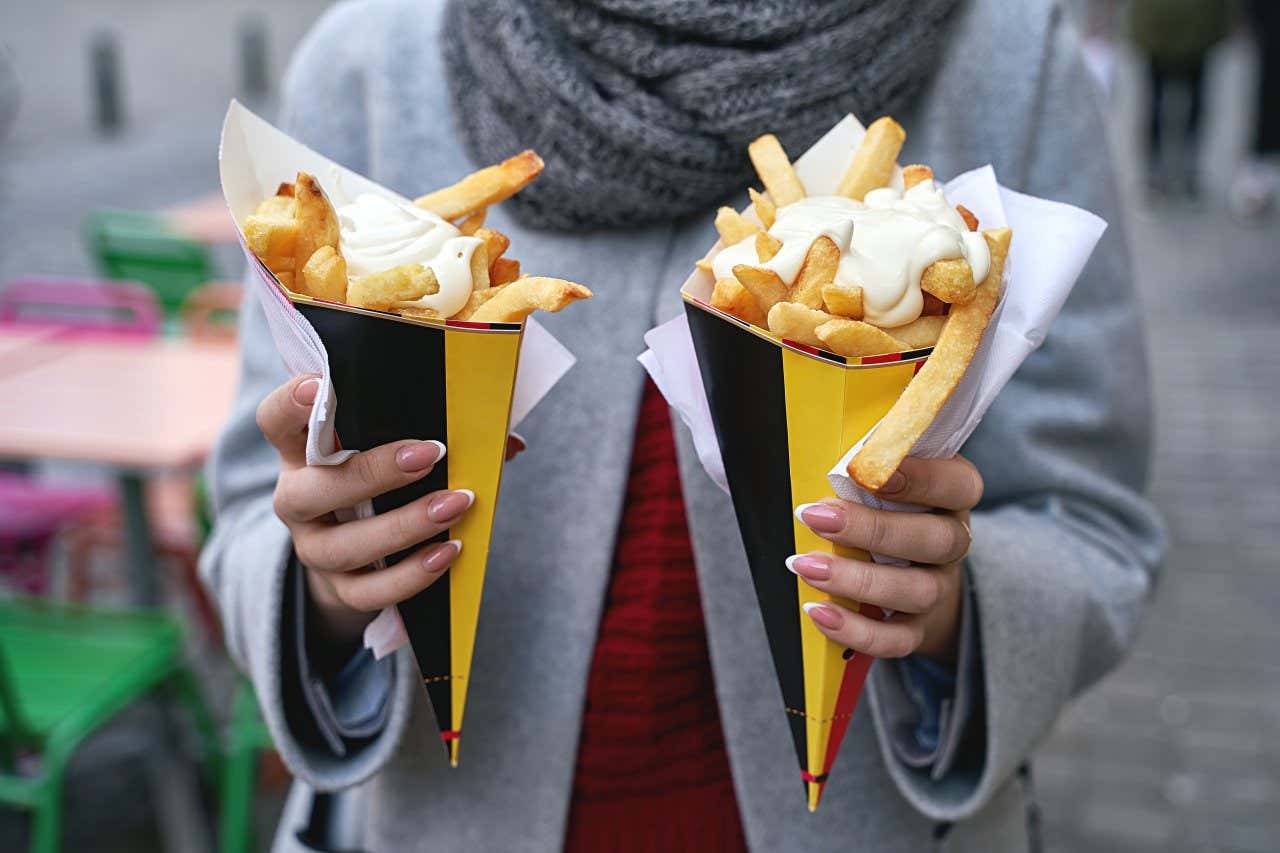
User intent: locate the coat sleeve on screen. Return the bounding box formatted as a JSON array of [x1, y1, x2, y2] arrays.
[[869, 19, 1167, 820], [198, 0, 418, 790]]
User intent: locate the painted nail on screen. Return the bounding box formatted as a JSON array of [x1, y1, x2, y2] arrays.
[[427, 489, 475, 523], [796, 502, 845, 533], [423, 540, 462, 574], [786, 553, 831, 581], [803, 602, 844, 630], [293, 377, 320, 405], [879, 470, 907, 495], [397, 440, 446, 473]]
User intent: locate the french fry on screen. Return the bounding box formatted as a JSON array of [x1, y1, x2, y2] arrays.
[[451, 286, 504, 321], [469, 243, 491, 290], [849, 228, 1011, 490], [294, 172, 341, 270], [300, 245, 349, 303], [469, 277, 593, 323], [901, 164, 934, 190], [765, 302, 839, 349], [490, 257, 521, 286], [821, 282, 864, 319], [756, 232, 783, 262], [921, 257, 976, 304], [715, 207, 760, 246], [747, 134, 806, 207], [414, 150, 544, 221], [921, 292, 949, 315], [711, 277, 767, 327], [732, 264, 788, 314], [275, 271, 295, 291], [475, 228, 509, 265], [885, 315, 947, 349], [836, 116, 906, 201], [275, 182, 294, 198], [749, 188, 777, 229], [814, 318, 907, 358], [347, 263, 438, 311], [393, 305, 441, 322], [255, 194, 296, 220], [458, 208, 487, 236], [956, 204, 979, 231], [243, 215, 297, 260], [789, 236, 840, 309]]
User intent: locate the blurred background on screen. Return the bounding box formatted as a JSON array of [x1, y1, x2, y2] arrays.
[[0, 1, 1276, 851]]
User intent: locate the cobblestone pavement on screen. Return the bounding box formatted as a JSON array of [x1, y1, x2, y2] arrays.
[[2, 5, 1278, 852]]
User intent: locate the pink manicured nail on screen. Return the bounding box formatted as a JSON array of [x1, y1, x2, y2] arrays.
[[796, 503, 845, 533], [293, 377, 320, 405], [803, 602, 844, 630], [427, 489, 475, 523], [786, 554, 831, 581], [397, 440, 446, 473], [879, 470, 907, 495], [423, 540, 461, 574]]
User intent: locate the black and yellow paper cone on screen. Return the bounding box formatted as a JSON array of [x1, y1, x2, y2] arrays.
[[683, 291, 929, 810], [299, 297, 522, 766]]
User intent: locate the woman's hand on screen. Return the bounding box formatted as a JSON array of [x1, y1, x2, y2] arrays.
[[256, 374, 474, 644], [791, 456, 982, 664]]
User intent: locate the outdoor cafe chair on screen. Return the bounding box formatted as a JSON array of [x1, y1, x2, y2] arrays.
[[83, 210, 218, 320]]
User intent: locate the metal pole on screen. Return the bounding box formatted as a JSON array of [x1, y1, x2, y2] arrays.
[[90, 30, 123, 134], [238, 15, 269, 99]]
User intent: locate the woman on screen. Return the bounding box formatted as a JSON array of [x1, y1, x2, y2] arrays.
[[201, 0, 1164, 850]]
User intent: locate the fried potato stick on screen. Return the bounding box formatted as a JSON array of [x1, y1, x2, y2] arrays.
[[836, 116, 906, 201], [756, 232, 782, 262], [815, 319, 907, 358], [457, 208, 487, 236], [474, 228, 509, 266], [243, 215, 297, 260], [469, 242, 491, 290], [901, 164, 934, 190], [347, 263, 438, 311], [885, 315, 946, 349], [821, 282, 864, 319], [748, 134, 806, 207], [766, 302, 839, 349], [300, 245, 349, 303], [294, 172, 341, 270], [490, 257, 521, 286], [414, 150, 544, 221], [732, 264, 788, 314], [749, 188, 776, 229], [468, 277, 593, 323], [790, 236, 840, 309], [715, 207, 760, 246], [921, 292, 949, 316], [921, 258, 976, 304], [711, 277, 767, 327], [849, 228, 1011, 491], [451, 286, 504, 321], [255, 194, 296, 220], [956, 205, 979, 231]]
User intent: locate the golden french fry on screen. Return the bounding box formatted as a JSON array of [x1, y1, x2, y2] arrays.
[[885, 315, 946, 349], [956, 204, 979, 232], [243, 215, 297, 260], [347, 263, 438, 311], [415, 150, 544, 220], [275, 182, 294, 198], [711, 277, 767, 327], [254, 194, 296, 220], [748, 134, 806, 207], [275, 271, 294, 291], [715, 207, 760, 246], [821, 282, 864, 319], [922, 292, 948, 315], [756, 232, 783, 262], [749, 188, 776, 229], [836, 116, 906, 200], [451, 285, 505, 321], [921, 257, 976, 304], [469, 277, 593, 323], [901, 164, 934, 190], [732, 264, 788, 314], [849, 228, 1011, 490], [790, 236, 840, 309], [294, 172, 341, 270], [490, 257, 521, 286], [814, 318, 907, 358], [457, 208, 487, 236], [393, 305, 442, 322], [765, 302, 839, 348], [300, 245, 349, 303], [475, 227, 509, 265], [468, 243, 491, 290]]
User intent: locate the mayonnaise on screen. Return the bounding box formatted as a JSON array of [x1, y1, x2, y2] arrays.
[[711, 180, 990, 328], [329, 175, 481, 319]]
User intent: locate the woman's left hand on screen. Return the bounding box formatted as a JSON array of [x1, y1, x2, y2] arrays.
[[791, 455, 982, 664]]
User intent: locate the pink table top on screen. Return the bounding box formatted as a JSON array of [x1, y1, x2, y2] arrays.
[[0, 336, 239, 470], [164, 193, 239, 244]]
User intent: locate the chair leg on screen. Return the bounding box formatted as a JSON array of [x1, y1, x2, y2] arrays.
[[218, 739, 257, 853], [29, 772, 63, 853], [170, 667, 222, 783]]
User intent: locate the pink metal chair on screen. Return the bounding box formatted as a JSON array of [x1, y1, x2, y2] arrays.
[[0, 276, 162, 340]]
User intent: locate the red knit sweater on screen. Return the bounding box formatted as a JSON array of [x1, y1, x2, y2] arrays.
[[563, 380, 748, 852]]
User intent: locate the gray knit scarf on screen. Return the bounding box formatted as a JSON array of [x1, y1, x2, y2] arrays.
[[443, 0, 961, 230]]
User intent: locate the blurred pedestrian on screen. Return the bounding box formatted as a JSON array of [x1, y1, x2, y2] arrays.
[[1231, 1, 1280, 218], [1130, 0, 1229, 199]]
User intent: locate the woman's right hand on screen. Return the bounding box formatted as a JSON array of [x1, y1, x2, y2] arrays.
[[256, 374, 474, 644]]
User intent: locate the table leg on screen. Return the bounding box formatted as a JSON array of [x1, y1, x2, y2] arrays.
[[119, 472, 160, 606]]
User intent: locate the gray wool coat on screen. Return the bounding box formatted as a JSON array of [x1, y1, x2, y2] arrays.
[[199, 0, 1166, 850]]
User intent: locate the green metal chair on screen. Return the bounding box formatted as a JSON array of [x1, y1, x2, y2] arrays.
[[83, 210, 218, 319], [219, 679, 273, 853], [0, 599, 219, 853]]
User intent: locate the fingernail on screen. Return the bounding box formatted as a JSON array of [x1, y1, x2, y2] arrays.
[[427, 489, 475, 523], [796, 502, 844, 533], [879, 470, 906, 495], [803, 602, 844, 630], [786, 554, 831, 581], [293, 377, 320, 405], [423, 540, 461, 574], [397, 440, 446, 473]]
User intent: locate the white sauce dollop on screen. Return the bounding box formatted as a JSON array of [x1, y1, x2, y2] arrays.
[[711, 180, 989, 328]]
